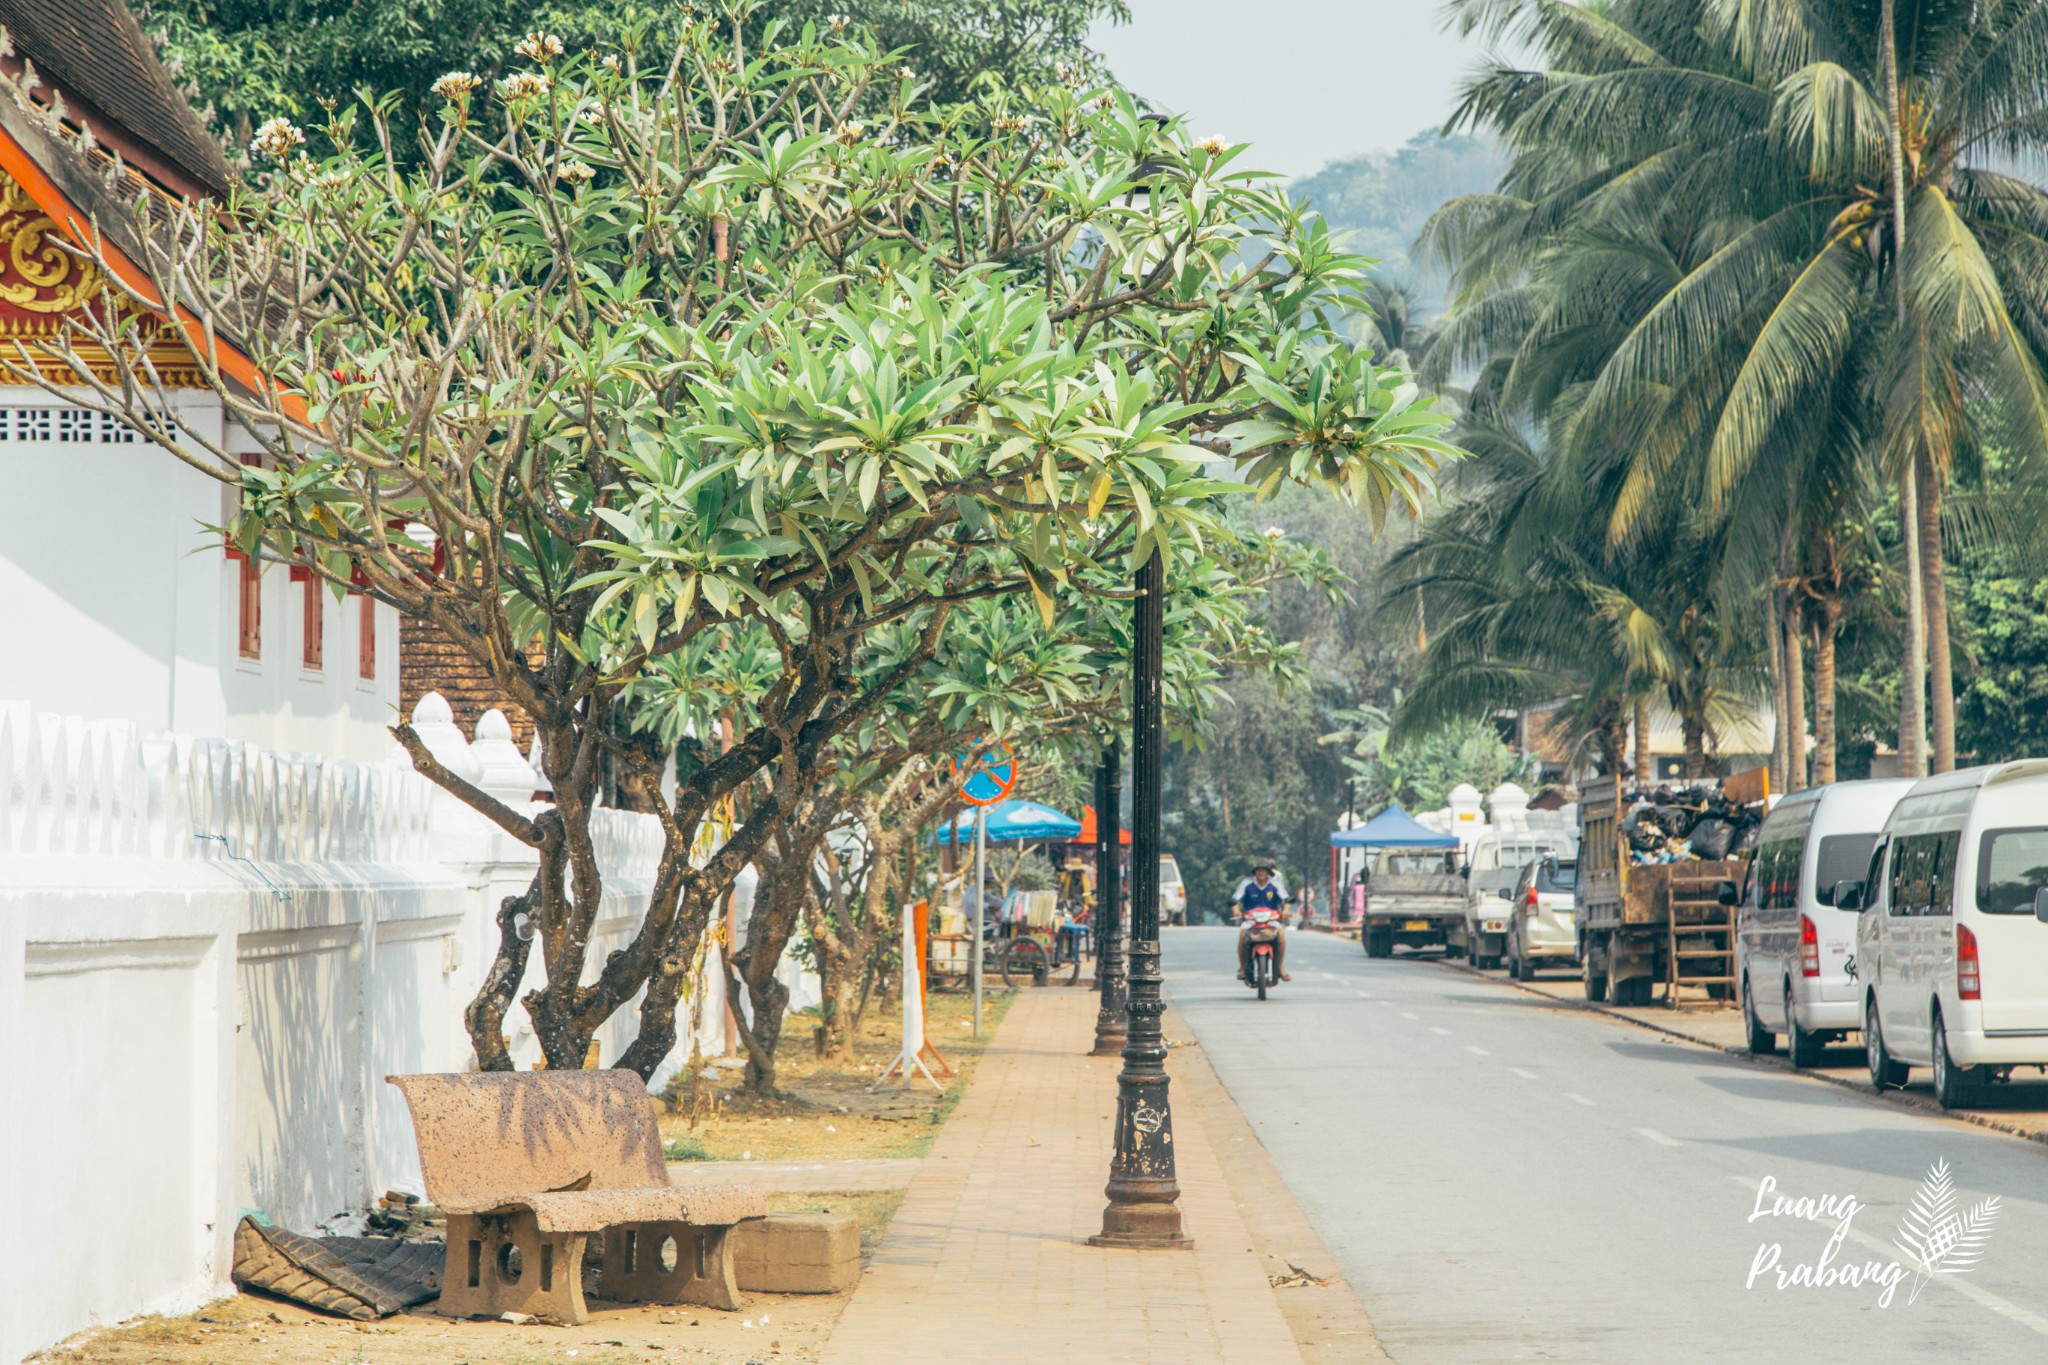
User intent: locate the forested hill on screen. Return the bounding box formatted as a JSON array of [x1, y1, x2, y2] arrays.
[[1290, 132, 1502, 314]]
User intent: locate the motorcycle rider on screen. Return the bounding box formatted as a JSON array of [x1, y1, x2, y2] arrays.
[[1234, 862, 1289, 981]]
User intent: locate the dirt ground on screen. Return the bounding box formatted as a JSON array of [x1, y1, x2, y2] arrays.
[[659, 986, 1016, 1162], [37, 985, 1030, 1365]]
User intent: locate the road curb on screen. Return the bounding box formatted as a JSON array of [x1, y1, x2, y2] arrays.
[[1437, 958, 2048, 1152], [1162, 1002, 1392, 1365]]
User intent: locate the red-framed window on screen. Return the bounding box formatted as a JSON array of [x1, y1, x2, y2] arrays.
[[237, 556, 262, 659], [358, 594, 377, 680], [300, 571, 324, 670], [233, 452, 263, 660]]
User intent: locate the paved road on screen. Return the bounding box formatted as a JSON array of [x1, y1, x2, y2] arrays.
[[1164, 926, 2048, 1363]]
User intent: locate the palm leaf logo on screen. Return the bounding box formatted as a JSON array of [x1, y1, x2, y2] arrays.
[[1894, 1158, 2001, 1303]]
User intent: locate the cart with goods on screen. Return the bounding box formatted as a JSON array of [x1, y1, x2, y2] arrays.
[[998, 889, 1084, 987], [925, 906, 975, 992], [1577, 769, 1768, 1006]]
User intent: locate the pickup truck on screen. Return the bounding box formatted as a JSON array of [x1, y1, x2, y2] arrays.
[[1359, 849, 1468, 958]]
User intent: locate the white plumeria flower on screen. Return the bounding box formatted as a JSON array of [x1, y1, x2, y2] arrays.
[[431, 71, 480, 101], [249, 116, 304, 161], [1196, 135, 1229, 156], [515, 31, 564, 62], [558, 161, 595, 186], [498, 71, 550, 102]]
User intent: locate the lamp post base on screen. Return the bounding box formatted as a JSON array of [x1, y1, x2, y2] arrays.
[[1087, 1200, 1193, 1250], [1087, 1020, 1128, 1058]]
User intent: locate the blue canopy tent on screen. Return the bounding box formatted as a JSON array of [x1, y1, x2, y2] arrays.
[[1329, 805, 1459, 849], [936, 799, 1083, 845], [1326, 805, 1459, 927]]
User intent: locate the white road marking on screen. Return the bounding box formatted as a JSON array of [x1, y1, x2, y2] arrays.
[[1354, 990, 1371, 999], [1727, 1177, 2048, 1337], [1509, 1067, 1540, 1081], [1465, 1045, 1490, 1056], [1565, 1093, 1596, 1107], [1400, 1012, 1419, 1021], [1430, 1027, 1452, 1036], [1635, 1127, 1683, 1147], [1376, 1000, 1394, 1008]]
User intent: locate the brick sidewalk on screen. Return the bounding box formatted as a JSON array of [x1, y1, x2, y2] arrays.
[[666, 1157, 922, 1193], [822, 991, 1303, 1364]]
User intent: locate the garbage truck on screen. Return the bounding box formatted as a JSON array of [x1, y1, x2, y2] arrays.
[[1576, 769, 1768, 1006]]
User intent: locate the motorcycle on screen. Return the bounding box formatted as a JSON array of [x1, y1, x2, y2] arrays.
[[1243, 907, 1284, 1000]]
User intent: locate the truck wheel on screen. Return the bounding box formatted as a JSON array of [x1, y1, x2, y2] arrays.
[[1583, 948, 1608, 1003], [1615, 975, 1651, 1007], [1365, 928, 1392, 959], [1514, 948, 1535, 983]]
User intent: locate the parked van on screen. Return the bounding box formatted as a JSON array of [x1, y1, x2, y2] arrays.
[[1159, 855, 1188, 925], [1461, 829, 1571, 970], [1845, 761, 2048, 1109], [1735, 779, 1914, 1067]]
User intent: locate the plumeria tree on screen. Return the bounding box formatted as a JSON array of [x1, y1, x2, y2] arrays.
[[38, 8, 1454, 1075], [629, 528, 1333, 1088]]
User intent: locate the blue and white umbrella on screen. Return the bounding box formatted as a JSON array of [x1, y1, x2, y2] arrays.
[[935, 799, 1083, 845]]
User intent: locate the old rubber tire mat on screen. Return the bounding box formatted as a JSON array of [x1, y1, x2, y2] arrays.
[[231, 1217, 442, 1320]]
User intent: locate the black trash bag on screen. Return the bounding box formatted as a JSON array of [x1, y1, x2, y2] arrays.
[[1652, 804, 1699, 837], [1689, 817, 1738, 860]]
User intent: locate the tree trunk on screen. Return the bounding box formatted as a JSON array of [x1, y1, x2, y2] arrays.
[[1882, 2, 1927, 780], [1766, 583, 1789, 795], [1596, 711, 1627, 777], [1812, 602, 1841, 786], [1633, 696, 1652, 783], [1682, 714, 1708, 779], [817, 934, 862, 1059], [1898, 471, 1927, 777], [1919, 455, 1955, 772], [1783, 596, 1807, 792]]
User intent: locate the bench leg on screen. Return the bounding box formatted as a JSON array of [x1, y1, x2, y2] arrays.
[[436, 1212, 590, 1324], [594, 1221, 741, 1311]]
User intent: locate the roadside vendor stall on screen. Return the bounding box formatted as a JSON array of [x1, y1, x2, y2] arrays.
[[935, 799, 1087, 987]]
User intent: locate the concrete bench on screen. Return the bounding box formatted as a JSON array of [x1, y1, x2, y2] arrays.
[[388, 1070, 764, 1324]]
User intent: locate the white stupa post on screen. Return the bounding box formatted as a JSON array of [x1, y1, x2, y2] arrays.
[[876, 900, 942, 1092]]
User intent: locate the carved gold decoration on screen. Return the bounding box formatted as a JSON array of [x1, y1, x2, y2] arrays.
[[0, 175, 204, 387], [0, 178, 101, 314]]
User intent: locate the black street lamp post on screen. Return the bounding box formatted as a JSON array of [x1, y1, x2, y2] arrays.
[[1090, 548, 1191, 1249], [1089, 738, 1125, 1057]]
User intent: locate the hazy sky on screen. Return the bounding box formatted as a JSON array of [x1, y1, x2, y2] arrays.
[[1090, 1, 1492, 181]]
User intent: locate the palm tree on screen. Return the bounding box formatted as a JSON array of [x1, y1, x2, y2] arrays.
[[1382, 401, 1760, 779], [1439, 0, 2048, 775]]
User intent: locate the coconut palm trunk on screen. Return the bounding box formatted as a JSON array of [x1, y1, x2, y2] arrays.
[[1682, 714, 1708, 780], [1783, 599, 1807, 791], [1881, 0, 1928, 778], [1918, 455, 1955, 772], [1633, 696, 1652, 783], [1812, 601, 1841, 785], [1766, 585, 1789, 794]]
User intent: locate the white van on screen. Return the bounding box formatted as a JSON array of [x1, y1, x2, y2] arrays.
[[1735, 779, 1913, 1067], [1462, 830, 1570, 970], [1850, 761, 2048, 1109]]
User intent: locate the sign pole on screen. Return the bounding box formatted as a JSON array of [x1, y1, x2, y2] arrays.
[[973, 806, 987, 1039]]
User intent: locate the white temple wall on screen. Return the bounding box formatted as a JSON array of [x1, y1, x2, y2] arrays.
[[0, 696, 765, 1363], [0, 386, 400, 766]]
